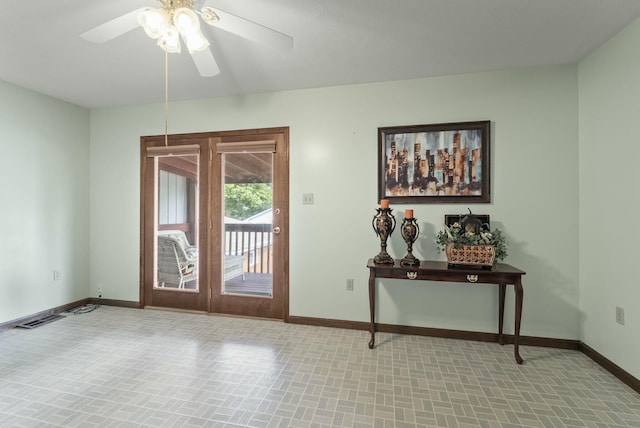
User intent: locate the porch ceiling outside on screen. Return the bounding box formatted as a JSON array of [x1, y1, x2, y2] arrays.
[[159, 153, 271, 183]]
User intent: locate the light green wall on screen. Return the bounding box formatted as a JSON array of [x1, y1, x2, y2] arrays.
[[0, 81, 90, 323], [578, 18, 640, 378], [90, 66, 580, 340]]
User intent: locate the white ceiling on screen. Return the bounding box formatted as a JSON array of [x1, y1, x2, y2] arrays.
[[2, 0, 640, 109]]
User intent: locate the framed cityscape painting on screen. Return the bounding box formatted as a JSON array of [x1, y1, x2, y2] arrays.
[[378, 120, 490, 204]]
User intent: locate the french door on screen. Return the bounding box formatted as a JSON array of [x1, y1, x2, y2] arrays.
[[140, 128, 289, 320]]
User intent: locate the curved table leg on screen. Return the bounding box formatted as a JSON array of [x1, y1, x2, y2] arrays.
[[498, 283, 506, 345], [368, 269, 376, 349], [514, 279, 524, 364]]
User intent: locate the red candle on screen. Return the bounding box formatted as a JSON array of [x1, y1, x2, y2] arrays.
[[380, 199, 389, 209], [405, 209, 414, 218]]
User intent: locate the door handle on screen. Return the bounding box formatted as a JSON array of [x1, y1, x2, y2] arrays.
[[273, 226, 281, 235]]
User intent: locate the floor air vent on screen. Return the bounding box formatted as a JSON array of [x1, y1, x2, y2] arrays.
[[17, 314, 65, 329]]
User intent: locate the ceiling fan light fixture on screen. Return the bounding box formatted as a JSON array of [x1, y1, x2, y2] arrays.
[[184, 31, 209, 53], [200, 7, 220, 25], [138, 8, 169, 39], [174, 7, 200, 34], [158, 26, 181, 53]]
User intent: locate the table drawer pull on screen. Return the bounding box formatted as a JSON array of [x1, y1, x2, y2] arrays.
[[407, 272, 418, 280], [467, 275, 479, 283]]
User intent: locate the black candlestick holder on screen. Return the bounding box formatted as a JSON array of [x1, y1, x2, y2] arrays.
[[372, 207, 396, 264], [400, 217, 420, 266]]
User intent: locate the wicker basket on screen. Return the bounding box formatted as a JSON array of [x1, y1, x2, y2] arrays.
[[445, 244, 496, 267]]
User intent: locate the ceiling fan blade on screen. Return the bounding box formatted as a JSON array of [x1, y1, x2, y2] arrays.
[[190, 47, 221, 77], [81, 8, 147, 43], [202, 5, 293, 51]]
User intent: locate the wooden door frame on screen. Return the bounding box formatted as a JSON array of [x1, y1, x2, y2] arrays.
[[139, 127, 289, 321], [209, 129, 289, 320], [140, 135, 211, 312]]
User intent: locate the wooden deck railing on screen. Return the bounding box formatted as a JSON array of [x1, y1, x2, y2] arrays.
[[224, 223, 273, 274]]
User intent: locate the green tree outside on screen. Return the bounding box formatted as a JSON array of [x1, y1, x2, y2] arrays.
[[224, 183, 272, 220]]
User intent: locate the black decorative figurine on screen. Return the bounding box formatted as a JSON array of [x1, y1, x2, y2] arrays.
[[372, 202, 396, 264], [460, 208, 485, 234], [400, 216, 420, 266]]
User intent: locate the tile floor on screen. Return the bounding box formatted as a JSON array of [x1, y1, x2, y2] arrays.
[[0, 306, 638, 427]]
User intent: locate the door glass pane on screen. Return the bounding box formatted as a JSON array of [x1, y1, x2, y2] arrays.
[[222, 152, 273, 297], [154, 154, 200, 291]]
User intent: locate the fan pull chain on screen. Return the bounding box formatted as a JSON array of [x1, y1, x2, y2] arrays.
[[164, 50, 169, 147]]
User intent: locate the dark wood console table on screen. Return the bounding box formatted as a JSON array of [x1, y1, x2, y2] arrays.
[[367, 259, 526, 364]]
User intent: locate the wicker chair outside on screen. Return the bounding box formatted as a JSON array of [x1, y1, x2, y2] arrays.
[[157, 236, 198, 289]]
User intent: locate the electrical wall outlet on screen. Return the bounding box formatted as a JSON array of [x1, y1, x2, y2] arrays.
[[53, 270, 61, 281], [616, 306, 625, 325], [97, 284, 103, 298], [346, 278, 354, 291], [302, 193, 314, 205]]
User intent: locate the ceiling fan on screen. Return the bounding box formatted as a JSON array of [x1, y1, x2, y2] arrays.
[[81, 0, 293, 77]]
